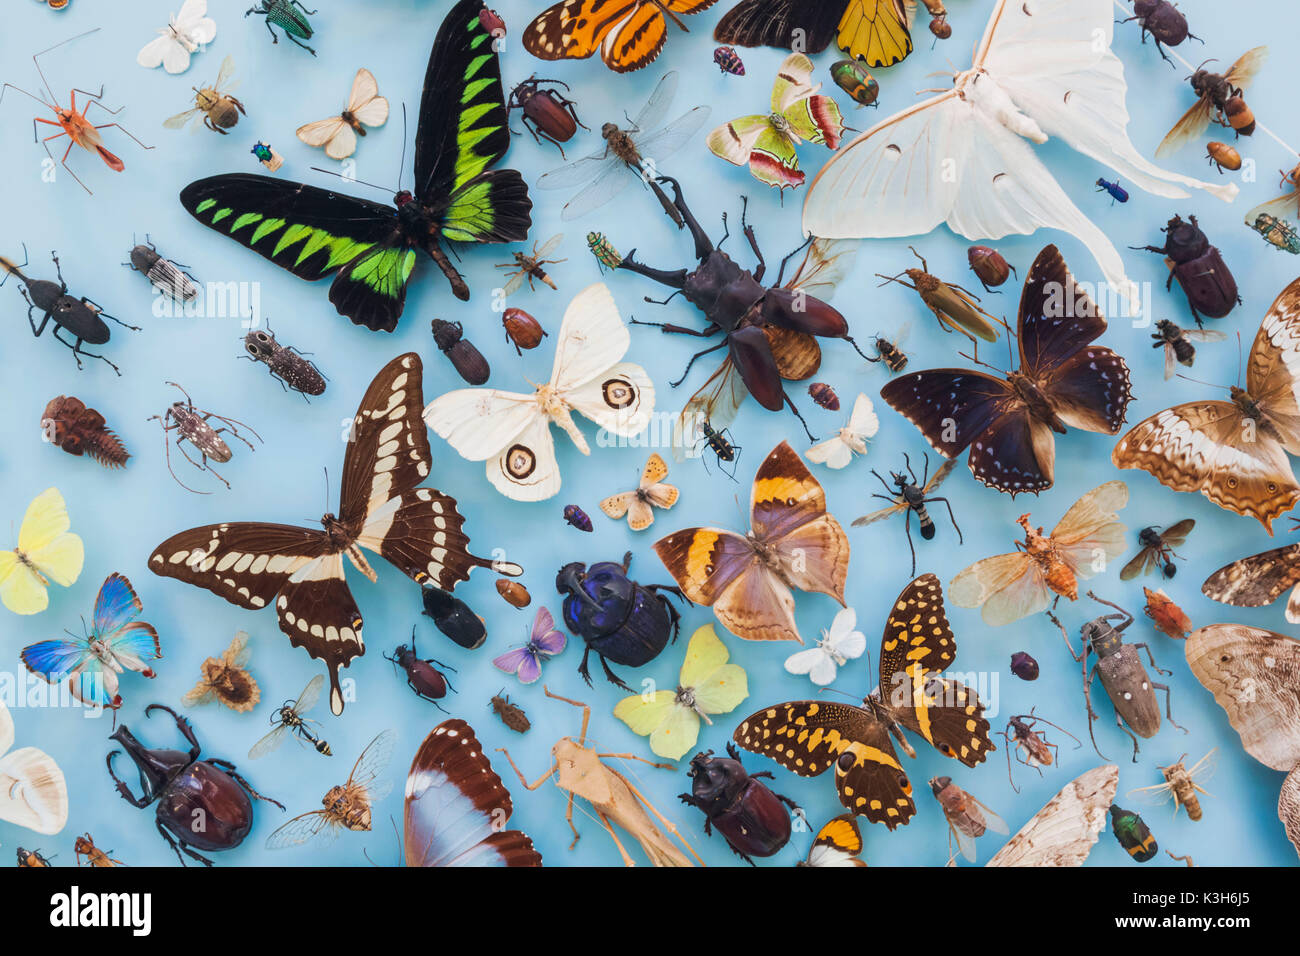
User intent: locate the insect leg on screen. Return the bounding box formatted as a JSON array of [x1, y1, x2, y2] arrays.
[[870, 468, 894, 497], [283, 31, 317, 55], [1114, 712, 1141, 762], [627, 317, 717, 336], [1082, 662, 1108, 760], [262, 18, 280, 43], [82, 303, 140, 331], [784, 393, 816, 442], [1047, 611, 1085, 663], [542, 685, 593, 744], [774, 235, 814, 287], [86, 120, 154, 152], [927, 496, 963, 544], [903, 505, 917, 577], [155, 417, 208, 495], [595, 752, 676, 770], [20, 288, 51, 337], [1000, 731, 1018, 792], [207, 413, 263, 448], [290, 1, 319, 12], [1151, 682, 1187, 733], [669, 340, 728, 387], [597, 654, 634, 692], [204, 461, 233, 491], [740, 197, 766, 281], [495, 748, 557, 792], [156, 821, 204, 867], [616, 774, 705, 866], [1130, 641, 1172, 676], [207, 759, 285, 809], [594, 810, 633, 864]]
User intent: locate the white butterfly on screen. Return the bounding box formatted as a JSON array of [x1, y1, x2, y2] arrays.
[[805, 393, 879, 470], [297, 68, 389, 161], [423, 283, 654, 502], [0, 699, 68, 835], [137, 0, 217, 74], [803, 0, 1237, 303], [784, 606, 866, 686]]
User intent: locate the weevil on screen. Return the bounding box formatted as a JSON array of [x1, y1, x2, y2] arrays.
[[150, 381, 261, 493], [245, 0, 317, 56], [1, 245, 138, 374], [124, 236, 198, 303], [497, 686, 702, 867], [1058, 593, 1186, 761], [998, 706, 1080, 793], [242, 320, 327, 398]]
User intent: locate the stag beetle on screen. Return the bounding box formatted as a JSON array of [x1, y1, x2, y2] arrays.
[[679, 744, 798, 865], [1135, 214, 1239, 326], [556, 551, 685, 690], [1054, 594, 1185, 762], [107, 704, 283, 866], [1, 245, 138, 374], [619, 177, 867, 440]]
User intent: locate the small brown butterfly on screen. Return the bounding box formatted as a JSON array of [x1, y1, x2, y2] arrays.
[[599, 453, 679, 531]]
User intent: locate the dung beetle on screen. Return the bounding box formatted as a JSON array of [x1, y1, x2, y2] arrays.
[[679, 744, 797, 864], [966, 245, 1015, 292], [1135, 214, 1239, 326], [506, 76, 587, 157], [556, 550, 685, 690], [385, 626, 456, 711], [421, 585, 487, 649], [430, 319, 490, 385], [107, 704, 283, 866]]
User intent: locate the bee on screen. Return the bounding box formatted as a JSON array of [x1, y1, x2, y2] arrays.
[[1121, 520, 1195, 580], [164, 55, 244, 134], [863, 322, 910, 372], [1150, 319, 1227, 378]]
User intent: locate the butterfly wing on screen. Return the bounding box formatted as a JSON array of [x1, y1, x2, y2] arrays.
[[524, 0, 639, 63], [1050, 480, 1129, 578], [613, 690, 679, 739], [837, 0, 912, 67], [986, 764, 1118, 867], [176, 0, 217, 44], [804, 814, 867, 866], [1247, 278, 1300, 453], [138, 34, 187, 73], [1, 488, 84, 615], [296, 117, 351, 158], [679, 625, 748, 717], [714, 0, 846, 53], [347, 68, 389, 128], [1202, 544, 1300, 623], [784, 646, 838, 686], [949, 551, 1044, 626], [707, 114, 771, 168], [1281, 769, 1300, 858], [553, 285, 655, 437]]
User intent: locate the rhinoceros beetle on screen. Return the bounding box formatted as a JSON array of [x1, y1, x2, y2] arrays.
[[556, 550, 685, 690], [679, 744, 798, 865], [107, 704, 283, 866], [1135, 214, 1239, 326]]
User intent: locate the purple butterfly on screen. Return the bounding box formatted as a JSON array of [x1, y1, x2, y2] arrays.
[[493, 607, 566, 684]]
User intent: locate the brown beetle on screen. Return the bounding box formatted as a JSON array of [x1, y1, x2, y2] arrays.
[[501, 308, 548, 355], [807, 382, 839, 411], [879, 247, 1005, 344], [490, 690, 531, 733], [430, 319, 490, 385], [507, 77, 587, 157], [966, 245, 1016, 292], [74, 834, 125, 867], [497, 578, 531, 608], [1205, 141, 1242, 172], [385, 627, 456, 712]]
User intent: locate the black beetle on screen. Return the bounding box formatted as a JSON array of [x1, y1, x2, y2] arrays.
[[421, 585, 487, 649], [507, 76, 587, 157], [106, 704, 283, 866], [1135, 214, 1239, 326], [1122, 0, 1200, 65], [678, 744, 797, 865], [1, 245, 138, 375], [556, 550, 685, 690], [430, 319, 490, 385], [124, 236, 198, 303], [385, 625, 457, 711]]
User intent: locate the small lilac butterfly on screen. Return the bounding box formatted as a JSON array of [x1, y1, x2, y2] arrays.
[[493, 606, 566, 684]]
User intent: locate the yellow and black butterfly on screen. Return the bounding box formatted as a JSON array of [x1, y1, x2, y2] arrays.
[[523, 0, 721, 74], [733, 574, 992, 829], [713, 0, 918, 68]]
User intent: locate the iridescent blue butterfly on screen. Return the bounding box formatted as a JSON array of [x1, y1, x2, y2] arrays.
[[21, 572, 161, 710]]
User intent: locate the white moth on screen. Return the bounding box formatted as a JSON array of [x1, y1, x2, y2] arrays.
[[805, 393, 879, 470], [137, 0, 217, 75], [784, 606, 866, 686], [297, 69, 390, 161]]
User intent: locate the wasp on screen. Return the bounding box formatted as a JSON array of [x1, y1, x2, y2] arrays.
[[852, 453, 961, 576]]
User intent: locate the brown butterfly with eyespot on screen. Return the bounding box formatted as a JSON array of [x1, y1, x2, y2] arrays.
[[733, 574, 992, 829], [599, 453, 679, 531], [653, 440, 848, 643], [1112, 277, 1300, 534]]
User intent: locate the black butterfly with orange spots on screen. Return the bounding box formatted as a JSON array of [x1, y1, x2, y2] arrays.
[[732, 574, 992, 829]]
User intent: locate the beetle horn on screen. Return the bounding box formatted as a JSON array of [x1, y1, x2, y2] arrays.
[[107, 724, 171, 798]]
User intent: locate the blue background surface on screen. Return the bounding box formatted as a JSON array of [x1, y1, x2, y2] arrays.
[[0, 0, 1296, 867]]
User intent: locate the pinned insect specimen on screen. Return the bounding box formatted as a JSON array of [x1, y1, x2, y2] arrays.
[[1206, 142, 1241, 173], [853, 453, 960, 576], [297, 68, 387, 160], [1130, 749, 1214, 821], [950, 481, 1128, 625], [807, 382, 838, 411], [1, 246, 138, 374], [1247, 213, 1300, 255], [429, 319, 490, 386], [493, 606, 565, 685], [931, 777, 1007, 864], [999, 707, 1080, 793], [137, 0, 217, 74], [877, 246, 1003, 345], [495, 579, 532, 610], [183, 631, 259, 712], [497, 687, 702, 866], [534, 72, 709, 223], [1095, 178, 1128, 204], [1121, 520, 1194, 580], [829, 59, 878, 109], [1122, 0, 1200, 65], [16, 848, 52, 867], [713, 0, 928, 67], [249, 674, 331, 758], [74, 834, 123, 867], [422, 585, 487, 649], [491, 691, 530, 733], [165, 55, 244, 134], [0, 698, 69, 835], [966, 246, 1014, 292], [587, 232, 622, 272], [694, 420, 740, 478], [150, 382, 261, 493], [507, 77, 586, 155], [498, 234, 564, 296], [266, 730, 395, 849], [33, 0, 72, 10], [563, 504, 593, 532], [987, 764, 1118, 867], [599, 453, 679, 531], [798, 814, 866, 867], [250, 140, 283, 171], [1, 29, 154, 194], [805, 393, 878, 470], [522, 0, 718, 74], [1149, 318, 1226, 378], [680, 745, 797, 864], [1109, 805, 1158, 861], [1201, 541, 1300, 622], [1245, 160, 1300, 224], [783, 606, 864, 687], [713, 47, 744, 76], [242, 322, 326, 398], [124, 236, 198, 304], [41, 396, 128, 468], [1134, 214, 1239, 325], [1143, 587, 1191, 639], [246, 0, 317, 55], [1157, 47, 1268, 155], [864, 325, 909, 372], [385, 626, 456, 711], [1010, 651, 1038, 681], [0, 487, 83, 617]]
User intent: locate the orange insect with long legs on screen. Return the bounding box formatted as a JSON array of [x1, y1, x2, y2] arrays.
[[0, 29, 152, 194]]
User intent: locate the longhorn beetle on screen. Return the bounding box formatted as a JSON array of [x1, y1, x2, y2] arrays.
[[150, 381, 261, 493]]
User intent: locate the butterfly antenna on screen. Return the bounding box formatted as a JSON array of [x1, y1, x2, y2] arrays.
[[1173, 373, 1228, 390], [397, 104, 408, 194], [1236, 331, 1243, 387], [32, 28, 101, 104], [323, 467, 330, 513], [817, 686, 859, 700], [310, 167, 394, 195]]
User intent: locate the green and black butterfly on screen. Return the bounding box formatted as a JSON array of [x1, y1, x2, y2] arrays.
[[179, 0, 531, 332]]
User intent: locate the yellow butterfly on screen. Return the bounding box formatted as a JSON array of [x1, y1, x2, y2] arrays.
[[0, 488, 84, 615], [613, 625, 747, 759]]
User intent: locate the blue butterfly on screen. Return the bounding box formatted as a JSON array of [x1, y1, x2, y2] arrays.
[[21, 573, 161, 710]]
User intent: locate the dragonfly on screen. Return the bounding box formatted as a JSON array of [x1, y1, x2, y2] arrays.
[[248, 674, 332, 758], [534, 70, 709, 224]]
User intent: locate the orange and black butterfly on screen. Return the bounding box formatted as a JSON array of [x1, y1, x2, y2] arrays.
[[523, 0, 721, 74], [732, 574, 992, 829]]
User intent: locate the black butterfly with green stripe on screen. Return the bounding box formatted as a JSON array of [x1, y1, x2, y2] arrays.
[[179, 0, 531, 332]]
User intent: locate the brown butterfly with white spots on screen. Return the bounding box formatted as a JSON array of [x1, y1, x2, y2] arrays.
[[732, 574, 992, 829], [149, 353, 521, 715], [599, 453, 679, 531]]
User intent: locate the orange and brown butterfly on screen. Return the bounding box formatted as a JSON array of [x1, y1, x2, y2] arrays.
[[798, 813, 867, 866], [1113, 277, 1300, 535], [599, 453, 679, 531], [523, 0, 721, 74], [653, 440, 849, 643], [732, 574, 992, 829], [948, 481, 1129, 627]]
